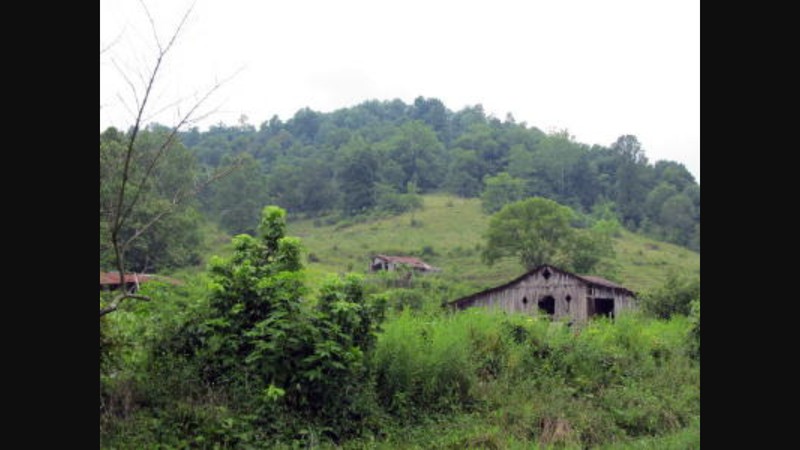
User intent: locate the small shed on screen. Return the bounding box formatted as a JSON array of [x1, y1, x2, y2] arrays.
[[447, 264, 635, 323], [370, 255, 441, 273], [99, 271, 181, 292]]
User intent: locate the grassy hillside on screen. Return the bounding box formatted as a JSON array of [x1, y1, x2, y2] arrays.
[[288, 194, 699, 295]]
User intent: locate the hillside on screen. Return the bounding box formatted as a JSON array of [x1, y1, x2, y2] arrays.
[[288, 194, 700, 295]]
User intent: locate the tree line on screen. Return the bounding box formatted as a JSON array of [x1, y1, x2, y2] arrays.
[[182, 97, 699, 247], [100, 97, 699, 272]]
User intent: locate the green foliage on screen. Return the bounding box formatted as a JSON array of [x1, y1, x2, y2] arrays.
[[337, 136, 379, 215], [102, 259, 698, 448], [481, 172, 526, 213], [176, 206, 388, 439], [688, 300, 700, 360], [483, 197, 575, 270], [640, 271, 701, 319], [482, 197, 613, 274], [204, 152, 268, 234], [374, 182, 423, 215], [181, 100, 698, 252], [100, 126, 207, 272]]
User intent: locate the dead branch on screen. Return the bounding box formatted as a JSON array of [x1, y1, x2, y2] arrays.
[[100, 294, 151, 318], [101, 1, 234, 317]]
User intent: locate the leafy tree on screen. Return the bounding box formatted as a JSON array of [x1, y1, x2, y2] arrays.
[[375, 182, 423, 215], [381, 121, 445, 191], [482, 197, 575, 270], [454, 122, 504, 177], [206, 152, 268, 234], [196, 206, 386, 432], [641, 271, 700, 319], [611, 135, 649, 228], [481, 172, 525, 213], [659, 193, 695, 246], [644, 183, 679, 225], [99, 3, 235, 317], [564, 227, 616, 274], [444, 149, 484, 198], [337, 136, 379, 215], [482, 197, 614, 273], [654, 160, 696, 192]]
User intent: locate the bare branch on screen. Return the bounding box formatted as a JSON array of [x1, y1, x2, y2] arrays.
[[121, 159, 243, 249], [138, 0, 163, 52], [100, 293, 151, 317], [112, 58, 141, 112], [102, 1, 235, 319], [100, 25, 126, 55]]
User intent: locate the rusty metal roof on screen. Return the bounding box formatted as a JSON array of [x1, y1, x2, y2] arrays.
[[579, 275, 627, 291], [99, 272, 181, 286], [374, 254, 434, 270], [99, 271, 151, 285]]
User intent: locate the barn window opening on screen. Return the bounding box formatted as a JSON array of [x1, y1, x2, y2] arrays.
[[592, 298, 614, 318], [543, 268, 552, 280], [522, 296, 528, 305], [538, 296, 555, 316], [565, 295, 571, 312]]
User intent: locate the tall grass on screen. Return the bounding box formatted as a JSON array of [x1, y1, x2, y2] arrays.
[[370, 309, 699, 448]]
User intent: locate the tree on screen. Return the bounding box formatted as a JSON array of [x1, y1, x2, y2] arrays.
[[611, 135, 649, 227], [206, 152, 268, 234], [482, 197, 576, 270], [100, 3, 237, 317], [444, 149, 484, 198], [336, 136, 379, 215], [381, 121, 445, 191], [196, 206, 386, 430], [481, 172, 525, 213], [482, 197, 613, 273]]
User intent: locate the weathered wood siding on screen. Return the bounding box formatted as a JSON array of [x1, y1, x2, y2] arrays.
[[462, 270, 590, 321], [457, 267, 635, 323]]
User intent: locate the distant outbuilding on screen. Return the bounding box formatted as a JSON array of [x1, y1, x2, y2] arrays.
[[99, 271, 181, 292], [370, 254, 441, 273], [448, 264, 635, 322]]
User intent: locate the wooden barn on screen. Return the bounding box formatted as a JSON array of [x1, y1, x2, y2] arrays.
[[448, 265, 635, 323], [370, 254, 441, 273]]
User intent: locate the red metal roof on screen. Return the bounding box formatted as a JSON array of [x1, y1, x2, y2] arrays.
[[99, 271, 151, 285], [99, 272, 182, 286], [579, 275, 627, 290], [373, 254, 441, 271]]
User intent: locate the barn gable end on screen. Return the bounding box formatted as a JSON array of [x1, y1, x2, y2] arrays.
[[448, 265, 635, 323]]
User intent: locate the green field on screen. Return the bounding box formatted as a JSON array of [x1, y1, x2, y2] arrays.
[[288, 194, 700, 296]]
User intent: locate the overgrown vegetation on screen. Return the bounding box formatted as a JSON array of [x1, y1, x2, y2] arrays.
[[101, 203, 700, 448]]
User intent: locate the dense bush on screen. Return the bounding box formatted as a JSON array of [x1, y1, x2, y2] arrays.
[[640, 271, 700, 318]]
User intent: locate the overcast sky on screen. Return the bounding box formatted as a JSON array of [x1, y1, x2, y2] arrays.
[[100, 0, 699, 181]]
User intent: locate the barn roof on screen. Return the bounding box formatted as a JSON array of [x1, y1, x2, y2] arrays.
[[447, 264, 635, 308], [373, 254, 439, 271], [99, 271, 182, 286], [579, 275, 628, 291], [100, 271, 151, 285]]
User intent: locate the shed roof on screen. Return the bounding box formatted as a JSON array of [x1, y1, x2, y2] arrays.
[[373, 254, 439, 271], [100, 271, 181, 286]]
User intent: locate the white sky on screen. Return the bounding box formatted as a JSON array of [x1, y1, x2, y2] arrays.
[[100, 0, 699, 181]]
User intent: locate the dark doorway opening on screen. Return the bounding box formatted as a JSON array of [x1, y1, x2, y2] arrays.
[[593, 298, 614, 318], [538, 296, 555, 316]]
